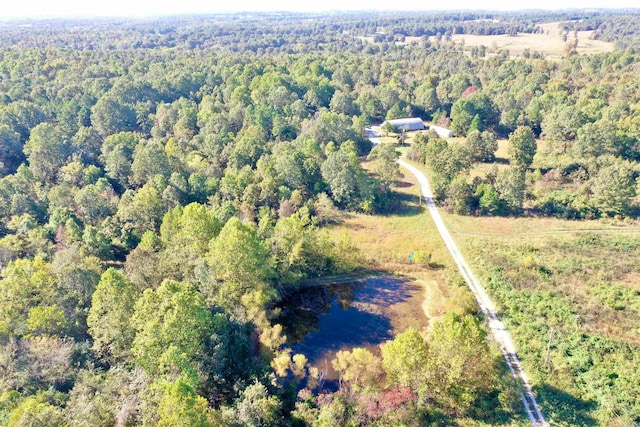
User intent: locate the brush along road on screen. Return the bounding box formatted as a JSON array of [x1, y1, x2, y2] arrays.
[[397, 159, 548, 427]]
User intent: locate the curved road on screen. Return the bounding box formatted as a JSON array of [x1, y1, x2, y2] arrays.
[[397, 159, 548, 427]]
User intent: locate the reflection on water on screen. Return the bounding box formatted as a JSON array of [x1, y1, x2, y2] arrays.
[[275, 277, 425, 384]]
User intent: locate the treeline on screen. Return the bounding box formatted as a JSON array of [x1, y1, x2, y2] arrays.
[[3, 10, 640, 53]]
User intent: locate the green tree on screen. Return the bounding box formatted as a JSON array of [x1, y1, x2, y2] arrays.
[[332, 347, 383, 392], [495, 166, 526, 213], [590, 160, 637, 216], [157, 379, 217, 427], [475, 183, 501, 215], [329, 90, 357, 116], [71, 126, 103, 165], [207, 218, 275, 310], [427, 313, 497, 411], [131, 140, 171, 187], [52, 245, 102, 313], [74, 179, 117, 226], [0, 257, 61, 337], [541, 105, 585, 153], [235, 382, 282, 427], [87, 268, 137, 362], [91, 96, 137, 137], [507, 126, 536, 169], [160, 203, 221, 281], [466, 129, 498, 162], [7, 395, 65, 427], [0, 124, 23, 176], [321, 151, 359, 206], [131, 280, 214, 377], [367, 144, 401, 191], [380, 328, 429, 398], [450, 93, 497, 136], [101, 132, 140, 189], [117, 183, 167, 238], [23, 123, 70, 183]]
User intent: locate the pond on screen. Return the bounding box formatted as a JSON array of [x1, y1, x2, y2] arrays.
[[274, 277, 428, 385]]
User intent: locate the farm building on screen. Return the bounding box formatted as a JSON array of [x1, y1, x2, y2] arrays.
[[383, 117, 425, 131], [429, 125, 454, 138]]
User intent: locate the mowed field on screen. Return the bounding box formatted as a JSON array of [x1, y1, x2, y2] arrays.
[[415, 21, 615, 58]]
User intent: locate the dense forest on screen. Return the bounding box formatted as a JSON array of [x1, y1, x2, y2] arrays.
[[1, 9, 640, 426]]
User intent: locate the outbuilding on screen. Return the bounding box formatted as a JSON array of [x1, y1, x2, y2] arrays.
[[383, 117, 425, 131], [429, 125, 454, 138]]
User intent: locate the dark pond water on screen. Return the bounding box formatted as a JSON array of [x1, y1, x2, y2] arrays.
[[274, 277, 427, 384]]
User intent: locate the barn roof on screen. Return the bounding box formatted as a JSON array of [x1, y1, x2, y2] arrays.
[[384, 118, 424, 126]]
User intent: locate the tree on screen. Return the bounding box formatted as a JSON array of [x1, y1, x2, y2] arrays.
[[207, 218, 275, 310], [52, 245, 102, 313], [74, 179, 117, 226], [445, 175, 474, 215], [301, 110, 361, 148], [385, 103, 404, 121], [540, 105, 585, 153], [101, 132, 140, 189], [87, 268, 137, 362], [71, 126, 103, 165], [117, 183, 167, 239], [91, 96, 137, 137], [332, 347, 383, 392], [367, 144, 401, 191], [475, 183, 501, 215], [159, 203, 221, 281], [574, 120, 631, 159], [450, 93, 497, 136], [507, 126, 536, 169], [380, 328, 429, 397], [495, 166, 526, 213], [23, 123, 71, 183], [590, 160, 637, 216], [7, 394, 65, 427], [466, 129, 498, 162], [156, 379, 217, 427], [321, 151, 359, 206], [0, 336, 75, 392], [0, 257, 62, 338], [130, 280, 214, 377], [235, 382, 282, 427], [0, 124, 23, 176], [414, 83, 440, 116], [426, 313, 497, 411], [131, 141, 171, 187], [381, 122, 396, 136], [425, 139, 473, 199], [329, 90, 357, 116]]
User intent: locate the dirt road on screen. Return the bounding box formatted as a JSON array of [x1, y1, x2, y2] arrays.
[[397, 160, 548, 427]]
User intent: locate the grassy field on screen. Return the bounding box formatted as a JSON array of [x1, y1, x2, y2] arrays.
[[359, 21, 614, 58], [407, 21, 615, 58], [443, 214, 640, 426], [401, 140, 640, 426]]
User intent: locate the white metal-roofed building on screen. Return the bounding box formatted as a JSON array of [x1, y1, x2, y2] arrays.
[[429, 125, 454, 138], [383, 117, 425, 131]]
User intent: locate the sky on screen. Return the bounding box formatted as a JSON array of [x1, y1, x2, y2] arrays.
[[0, 0, 637, 19]]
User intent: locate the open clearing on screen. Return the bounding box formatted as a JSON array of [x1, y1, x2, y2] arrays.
[[428, 21, 615, 58]]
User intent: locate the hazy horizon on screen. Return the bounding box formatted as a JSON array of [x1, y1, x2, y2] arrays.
[[1, 0, 638, 20]]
